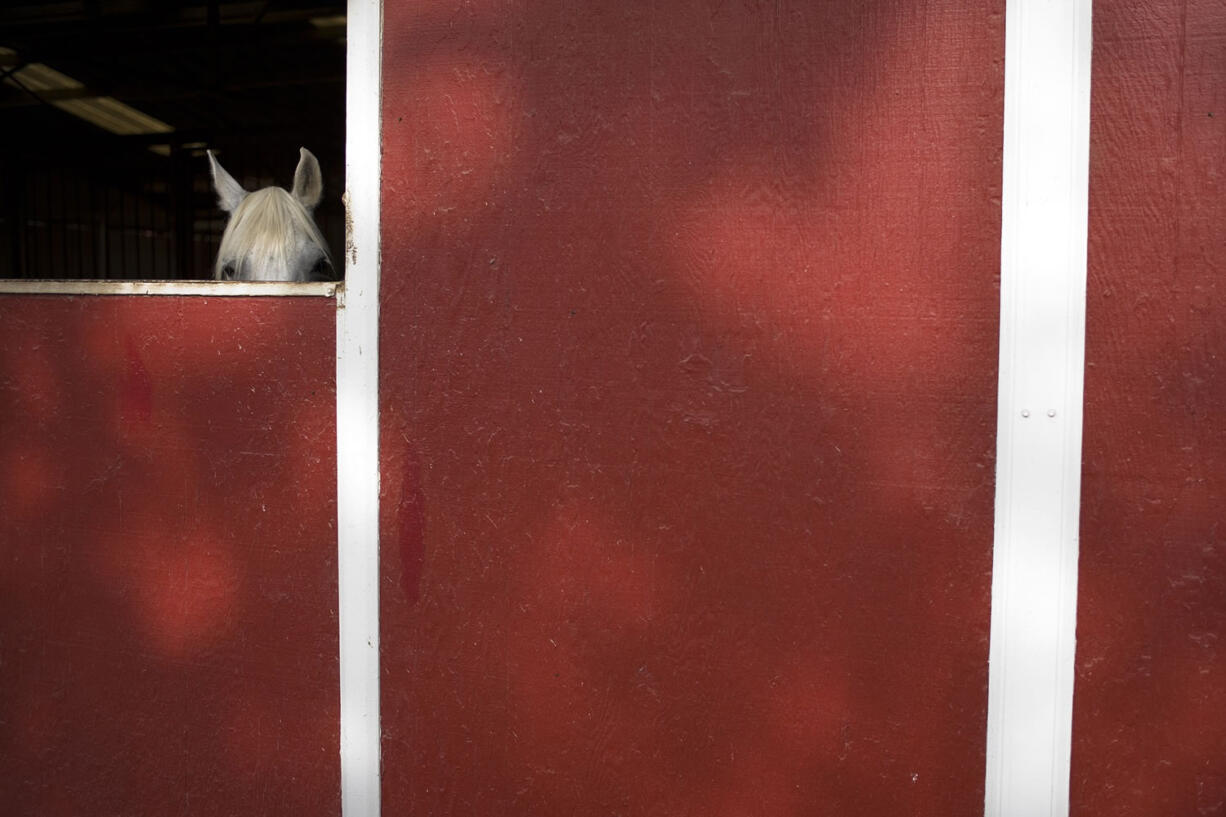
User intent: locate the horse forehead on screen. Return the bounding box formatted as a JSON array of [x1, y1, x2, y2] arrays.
[[223, 189, 318, 249], [233, 187, 297, 226], [244, 186, 293, 208]]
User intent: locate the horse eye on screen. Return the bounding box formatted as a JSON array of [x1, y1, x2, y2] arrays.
[[310, 257, 334, 281], [221, 263, 236, 280]]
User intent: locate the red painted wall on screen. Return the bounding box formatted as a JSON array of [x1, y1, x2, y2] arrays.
[[380, 1, 1002, 814], [1074, 1, 1226, 812], [0, 296, 340, 815]]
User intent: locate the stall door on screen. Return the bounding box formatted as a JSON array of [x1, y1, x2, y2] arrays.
[[379, 1, 1003, 814], [1073, 0, 1226, 812], [0, 294, 340, 815]]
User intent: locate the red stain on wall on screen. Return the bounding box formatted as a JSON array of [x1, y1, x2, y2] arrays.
[[1074, 1, 1226, 813], [380, 1, 1003, 814], [0, 296, 340, 816], [122, 334, 153, 425]]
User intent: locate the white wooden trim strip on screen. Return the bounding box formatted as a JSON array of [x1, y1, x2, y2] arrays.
[[336, 0, 383, 816], [985, 0, 1092, 815], [0, 280, 338, 297]]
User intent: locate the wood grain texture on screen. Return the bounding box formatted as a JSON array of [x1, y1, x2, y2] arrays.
[[380, 1, 1003, 814], [1074, 0, 1226, 813], [0, 296, 340, 815]]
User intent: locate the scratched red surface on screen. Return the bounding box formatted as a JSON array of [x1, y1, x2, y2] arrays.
[[1073, 1, 1226, 813], [0, 296, 340, 815], [380, 1, 1002, 814]]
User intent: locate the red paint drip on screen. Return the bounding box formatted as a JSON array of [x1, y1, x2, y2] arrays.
[[122, 336, 153, 424], [398, 452, 426, 605]]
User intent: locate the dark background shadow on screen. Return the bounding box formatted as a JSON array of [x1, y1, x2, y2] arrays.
[[0, 1, 346, 280]]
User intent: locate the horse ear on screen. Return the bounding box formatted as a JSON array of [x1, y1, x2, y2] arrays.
[[292, 147, 323, 211], [207, 150, 247, 213]]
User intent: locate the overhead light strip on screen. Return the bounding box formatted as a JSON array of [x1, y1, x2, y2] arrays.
[[1, 47, 173, 139]]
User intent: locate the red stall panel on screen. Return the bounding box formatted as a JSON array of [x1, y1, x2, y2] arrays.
[[1074, 0, 1226, 813], [0, 296, 339, 815], [380, 1, 1002, 814]]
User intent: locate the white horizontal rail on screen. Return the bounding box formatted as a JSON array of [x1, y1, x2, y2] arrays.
[[0, 280, 339, 297]]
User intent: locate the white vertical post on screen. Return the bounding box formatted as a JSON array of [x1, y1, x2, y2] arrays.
[[337, 0, 382, 815], [985, 1, 1092, 815]]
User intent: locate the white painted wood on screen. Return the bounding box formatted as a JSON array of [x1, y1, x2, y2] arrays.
[[336, 1, 383, 816], [0, 280, 337, 297], [985, 1, 1092, 815]]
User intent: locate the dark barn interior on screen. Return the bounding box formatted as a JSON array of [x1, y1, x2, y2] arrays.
[[0, 1, 346, 279]]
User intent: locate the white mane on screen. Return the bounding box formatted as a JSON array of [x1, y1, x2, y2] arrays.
[[215, 187, 331, 281]]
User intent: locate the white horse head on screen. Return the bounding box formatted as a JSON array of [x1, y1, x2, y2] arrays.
[[207, 147, 335, 281]]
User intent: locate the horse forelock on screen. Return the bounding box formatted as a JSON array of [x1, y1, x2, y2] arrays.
[[215, 187, 331, 280]]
